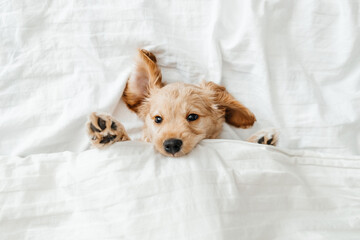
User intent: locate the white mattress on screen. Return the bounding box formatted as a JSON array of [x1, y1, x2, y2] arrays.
[[1, 0, 360, 239]]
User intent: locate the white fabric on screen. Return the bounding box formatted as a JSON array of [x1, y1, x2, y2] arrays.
[[1, 1, 360, 239], [1, 140, 360, 239], [0, 0, 359, 156]]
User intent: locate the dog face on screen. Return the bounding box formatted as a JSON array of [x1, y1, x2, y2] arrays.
[[142, 83, 224, 157], [123, 49, 256, 157]]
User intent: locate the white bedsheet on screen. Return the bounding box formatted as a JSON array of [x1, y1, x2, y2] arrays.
[[1, 0, 360, 239], [1, 0, 359, 156], [1, 141, 360, 239]]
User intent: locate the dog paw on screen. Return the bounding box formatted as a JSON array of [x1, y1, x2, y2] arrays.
[[247, 128, 279, 146], [86, 112, 130, 148]]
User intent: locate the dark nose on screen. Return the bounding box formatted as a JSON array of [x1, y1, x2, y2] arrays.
[[163, 138, 183, 154]]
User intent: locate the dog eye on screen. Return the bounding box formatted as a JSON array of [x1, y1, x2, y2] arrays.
[[154, 116, 163, 124], [187, 114, 198, 122]]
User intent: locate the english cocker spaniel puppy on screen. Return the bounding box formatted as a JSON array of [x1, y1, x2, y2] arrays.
[[87, 49, 278, 157]]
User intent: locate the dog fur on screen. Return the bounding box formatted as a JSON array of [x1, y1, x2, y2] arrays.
[[87, 49, 278, 157]]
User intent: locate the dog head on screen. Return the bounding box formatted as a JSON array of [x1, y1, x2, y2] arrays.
[[123, 49, 256, 157]]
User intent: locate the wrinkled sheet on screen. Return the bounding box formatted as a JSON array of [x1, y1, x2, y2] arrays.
[[0, 0, 359, 156], [1, 140, 360, 239], [1, 1, 360, 239]]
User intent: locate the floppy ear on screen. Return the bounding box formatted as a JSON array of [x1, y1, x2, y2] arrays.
[[202, 81, 256, 128], [122, 49, 163, 113]]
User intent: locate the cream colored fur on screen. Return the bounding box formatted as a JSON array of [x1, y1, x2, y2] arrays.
[[87, 49, 277, 157]]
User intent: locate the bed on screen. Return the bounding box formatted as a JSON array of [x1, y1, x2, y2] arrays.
[[1, 0, 360, 239]]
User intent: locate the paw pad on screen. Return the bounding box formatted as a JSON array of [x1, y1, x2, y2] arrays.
[[248, 129, 279, 146], [257, 136, 275, 145], [87, 113, 130, 147]]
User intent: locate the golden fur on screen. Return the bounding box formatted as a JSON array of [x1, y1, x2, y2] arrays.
[[87, 49, 277, 157]]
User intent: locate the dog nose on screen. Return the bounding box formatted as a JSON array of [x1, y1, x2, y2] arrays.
[[163, 138, 183, 154]]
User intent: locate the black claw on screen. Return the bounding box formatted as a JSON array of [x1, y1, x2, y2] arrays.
[[257, 136, 265, 144], [98, 118, 106, 130], [90, 123, 101, 132], [111, 121, 117, 130], [266, 138, 273, 145]]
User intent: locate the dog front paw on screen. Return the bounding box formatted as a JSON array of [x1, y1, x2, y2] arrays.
[[86, 112, 130, 148], [248, 128, 279, 146]]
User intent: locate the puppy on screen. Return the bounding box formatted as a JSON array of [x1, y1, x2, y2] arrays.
[[87, 49, 278, 157]]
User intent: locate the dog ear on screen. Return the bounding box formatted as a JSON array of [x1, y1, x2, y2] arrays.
[[122, 49, 163, 113], [202, 81, 256, 128]]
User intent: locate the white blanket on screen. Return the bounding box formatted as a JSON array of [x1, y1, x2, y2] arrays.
[[0, 0, 359, 156], [1, 0, 360, 239], [1, 141, 360, 239]]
